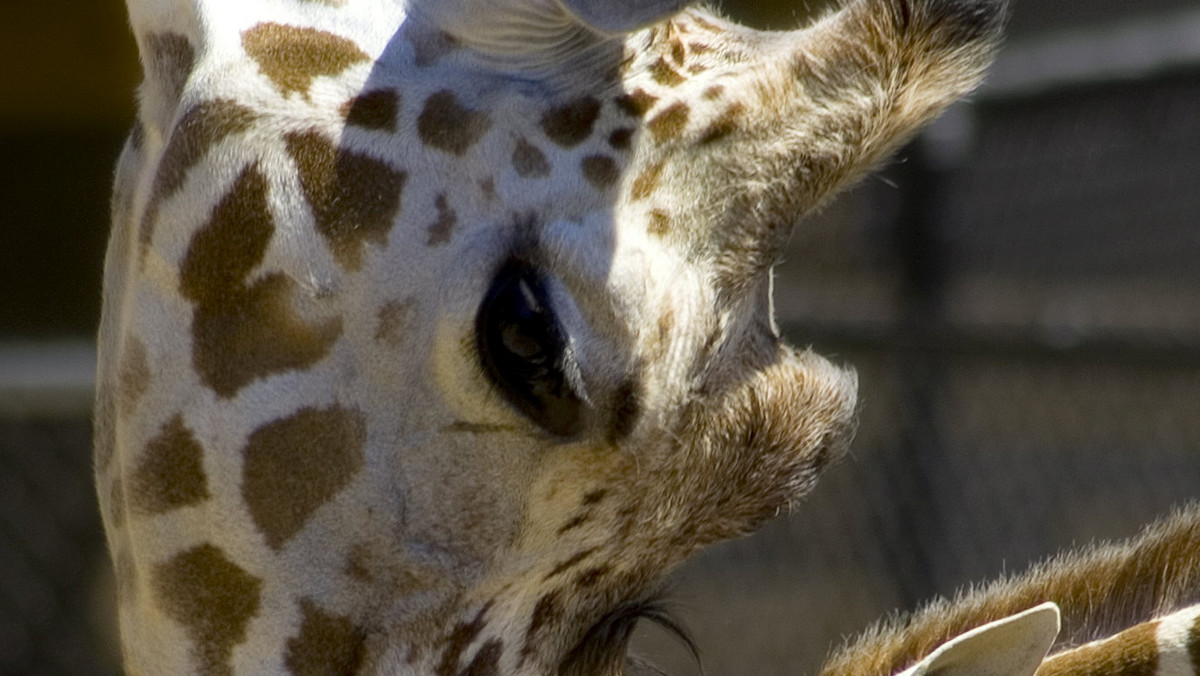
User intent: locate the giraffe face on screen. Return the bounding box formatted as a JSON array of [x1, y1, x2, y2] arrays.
[[100, 0, 1007, 673]]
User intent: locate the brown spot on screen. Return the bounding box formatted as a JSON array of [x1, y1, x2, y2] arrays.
[[117, 336, 150, 418], [1039, 620, 1159, 676], [540, 97, 602, 148], [648, 210, 672, 237], [512, 138, 550, 178], [649, 308, 676, 359], [342, 89, 399, 131], [669, 40, 686, 65], [461, 640, 502, 676], [417, 90, 491, 156], [479, 178, 497, 201], [544, 547, 600, 581], [426, 194, 457, 246], [130, 415, 210, 515], [699, 102, 745, 145], [557, 514, 590, 536], [630, 162, 664, 201], [438, 602, 492, 676], [574, 565, 610, 588], [522, 592, 562, 660], [412, 30, 460, 68], [647, 102, 690, 143], [286, 130, 406, 271], [153, 544, 262, 676], [581, 155, 619, 190], [649, 57, 686, 87], [241, 22, 369, 97], [375, 299, 415, 345], [284, 599, 366, 676], [441, 421, 516, 435], [614, 89, 658, 118], [144, 32, 195, 115], [139, 100, 258, 254], [344, 543, 375, 583], [180, 165, 343, 397], [582, 489, 608, 506], [405, 645, 422, 666], [702, 84, 725, 100], [242, 406, 367, 550], [657, 309, 675, 340], [607, 128, 633, 151]]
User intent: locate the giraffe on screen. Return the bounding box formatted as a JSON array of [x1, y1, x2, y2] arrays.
[[93, 0, 1018, 673], [821, 503, 1200, 676]]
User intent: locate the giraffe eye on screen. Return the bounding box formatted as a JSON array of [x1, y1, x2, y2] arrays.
[[477, 262, 585, 437]]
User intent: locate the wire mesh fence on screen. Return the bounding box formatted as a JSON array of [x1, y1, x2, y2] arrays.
[[0, 418, 119, 676]]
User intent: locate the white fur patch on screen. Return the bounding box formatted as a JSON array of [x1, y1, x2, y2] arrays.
[[1154, 604, 1200, 676]]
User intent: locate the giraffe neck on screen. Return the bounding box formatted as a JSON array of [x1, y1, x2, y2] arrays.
[[1038, 604, 1200, 676], [822, 504, 1200, 676]]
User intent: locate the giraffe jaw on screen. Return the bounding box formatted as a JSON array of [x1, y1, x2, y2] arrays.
[[369, 342, 858, 675]]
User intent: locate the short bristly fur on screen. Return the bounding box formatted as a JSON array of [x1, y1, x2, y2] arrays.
[[823, 504, 1200, 676], [97, 0, 1008, 673]]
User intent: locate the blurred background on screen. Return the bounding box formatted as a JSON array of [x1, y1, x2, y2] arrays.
[[1, 1, 1198, 674]]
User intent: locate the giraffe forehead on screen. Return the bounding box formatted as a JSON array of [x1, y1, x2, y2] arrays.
[[154, 13, 744, 276]]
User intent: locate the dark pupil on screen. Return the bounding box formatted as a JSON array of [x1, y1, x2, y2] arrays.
[[501, 321, 548, 363], [476, 262, 584, 437], [499, 279, 551, 364]]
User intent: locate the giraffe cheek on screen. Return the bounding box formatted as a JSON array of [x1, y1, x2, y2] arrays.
[[241, 406, 368, 551], [404, 434, 532, 565]]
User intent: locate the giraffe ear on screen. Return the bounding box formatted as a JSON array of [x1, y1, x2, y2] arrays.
[[897, 603, 1061, 676], [557, 0, 692, 33], [410, 0, 692, 64]]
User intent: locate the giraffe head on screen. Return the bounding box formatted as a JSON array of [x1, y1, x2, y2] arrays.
[[98, 0, 1006, 673]]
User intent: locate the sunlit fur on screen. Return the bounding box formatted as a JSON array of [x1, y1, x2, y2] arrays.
[[824, 504, 1200, 676]]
